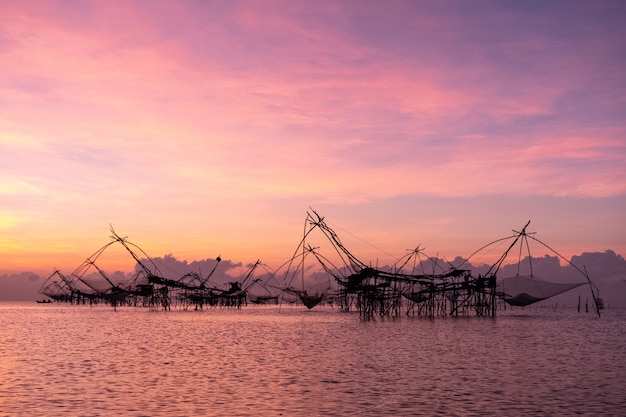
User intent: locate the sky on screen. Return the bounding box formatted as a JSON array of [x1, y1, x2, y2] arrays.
[[1, 0, 626, 282]]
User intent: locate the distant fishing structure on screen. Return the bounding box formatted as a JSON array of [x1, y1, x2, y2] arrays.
[[38, 211, 602, 317], [38, 227, 271, 311]]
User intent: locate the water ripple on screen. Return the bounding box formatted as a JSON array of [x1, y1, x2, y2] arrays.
[[0, 304, 624, 416]]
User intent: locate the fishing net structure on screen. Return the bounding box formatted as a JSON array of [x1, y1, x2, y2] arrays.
[[38, 214, 602, 317], [280, 211, 602, 318], [461, 220, 602, 314], [37, 227, 272, 310], [279, 210, 500, 318], [496, 275, 585, 306]]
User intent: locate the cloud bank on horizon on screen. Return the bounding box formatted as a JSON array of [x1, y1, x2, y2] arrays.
[[1, 0, 625, 274]]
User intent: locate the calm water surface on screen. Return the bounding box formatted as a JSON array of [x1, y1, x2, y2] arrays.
[[0, 303, 624, 416]]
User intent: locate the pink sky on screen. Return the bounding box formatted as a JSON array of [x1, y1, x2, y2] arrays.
[[1, 0, 625, 276]]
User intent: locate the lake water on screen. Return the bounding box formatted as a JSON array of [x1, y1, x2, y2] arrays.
[[0, 302, 624, 416]]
